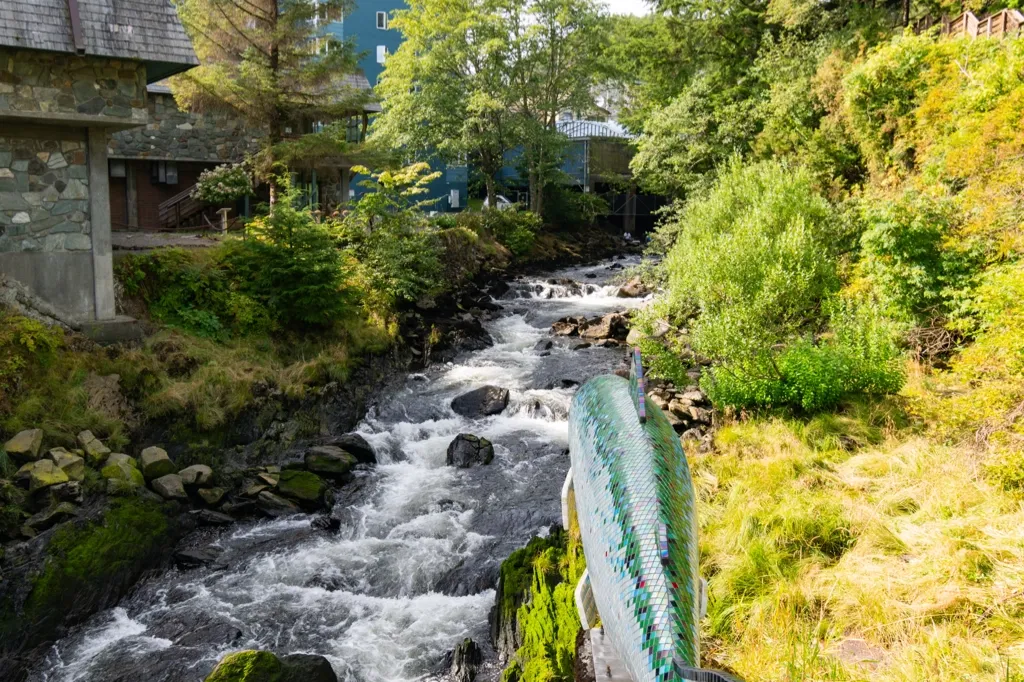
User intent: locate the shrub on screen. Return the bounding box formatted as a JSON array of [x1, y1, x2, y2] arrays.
[[483, 209, 541, 256], [543, 186, 608, 228], [0, 312, 64, 413], [225, 195, 356, 329], [859, 191, 980, 323], [192, 163, 254, 204]]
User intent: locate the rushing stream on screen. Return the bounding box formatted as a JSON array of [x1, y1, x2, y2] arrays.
[[31, 257, 646, 682]]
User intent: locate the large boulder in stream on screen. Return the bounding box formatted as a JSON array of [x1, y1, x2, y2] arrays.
[[445, 638, 483, 682], [305, 445, 358, 477], [277, 470, 327, 503], [324, 432, 377, 464], [446, 434, 495, 468], [451, 385, 510, 417], [579, 312, 629, 341], [205, 650, 338, 682]]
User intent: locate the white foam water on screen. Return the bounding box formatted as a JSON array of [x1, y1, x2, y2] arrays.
[[31, 257, 643, 682]]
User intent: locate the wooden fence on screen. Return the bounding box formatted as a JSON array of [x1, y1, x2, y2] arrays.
[[915, 8, 1024, 39]]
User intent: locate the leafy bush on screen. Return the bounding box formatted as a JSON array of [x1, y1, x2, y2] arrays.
[[663, 158, 839, 356], [859, 191, 980, 323], [483, 209, 541, 256], [543, 186, 608, 228], [0, 311, 64, 412]]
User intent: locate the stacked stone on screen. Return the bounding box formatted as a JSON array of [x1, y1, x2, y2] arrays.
[[0, 135, 91, 254]]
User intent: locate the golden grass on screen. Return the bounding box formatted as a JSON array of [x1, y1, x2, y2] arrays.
[[697, 368, 1024, 681]]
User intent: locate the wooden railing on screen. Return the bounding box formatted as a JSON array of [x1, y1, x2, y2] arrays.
[[157, 184, 205, 230], [916, 8, 1024, 39]]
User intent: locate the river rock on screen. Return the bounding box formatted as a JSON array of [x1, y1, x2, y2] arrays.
[[534, 339, 553, 351], [446, 638, 482, 682], [174, 545, 225, 570], [257, 490, 301, 517], [179, 464, 214, 487], [104, 452, 137, 468], [552, 316, 586, 336], [279, 653, 339, 682], [198, 487, 228, 506], [305, 446, 358, 477], [196, 509, 235, 526], [451, 385, 509, 417], [151, 473, 187, 500], [102, 460, 145, 486], [28, 459, 69, 492], [616, 276, 649, 298], [571, 342, 592, 351], [140, 446, 176, 481], [25, 502, 77, 532], [446, 434, 495, 468], [205, 650, 282, 682], [76, 430, 111, 466], [328, 433, 376, 464], [46, 481, 83, 504], [580, 312, 629, 341], [4, 429, 43, 463], [277, 470, 326, 503], [47, 448, 85, 481], [257, 472, 279, 486], [311, 515, 342, 533]]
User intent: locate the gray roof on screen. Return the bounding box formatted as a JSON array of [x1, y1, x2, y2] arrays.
[[0, 0, 198, 81], [557, 119, 633, 140]]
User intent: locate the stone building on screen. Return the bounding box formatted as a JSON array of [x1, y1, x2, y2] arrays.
[[0, 0, 197, 326]]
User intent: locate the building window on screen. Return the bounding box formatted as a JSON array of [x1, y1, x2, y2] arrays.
[[376, 45, 387, 64], [376, 11, 388, 29]]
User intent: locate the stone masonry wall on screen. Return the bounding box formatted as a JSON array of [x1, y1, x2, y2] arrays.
[[0, 49, 147, 122], [0, 129, 91, 254], [108, 92, 262, 162]]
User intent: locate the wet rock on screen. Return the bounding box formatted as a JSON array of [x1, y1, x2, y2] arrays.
[[47, 448, 85, 481], [544, 379, 579, 390], [198, 487, 228, 506], [446, 638, 482, 682], [28, 459, 69, 492], [221, 499, 257, 516], [140, 446, 176, 481], [258, 489, 300, 515], [616, 276, 649, 298], [325, 433, 376, 464], [305, 445, 358, 477], [571, 342, 592, 351], [175, 621, 243, 647], [277, 470, 326, 503], [206, 650, 282, 682], [45, 481, 83, 505], [534, 339, 553, 351], [258, 472, 280, 487], [552, 316, 586, 336], [179, 464, 214, 487], [580, 312, 629, 341], [585, 272, 597, 279], [446, 434, 495, 468], [595, 338, 621, 347], [451, 385, 510, 417], [279, 653, 339, 682], [243, 482, 269, 498], [151, 473, 187, 500], [311, 515, 342, 533], [76, 430, 111, 466], [4, 428, 43, 463], [25, 502, 78, 532], [174, 546, 225, 570], [196, 509, 236, 526]]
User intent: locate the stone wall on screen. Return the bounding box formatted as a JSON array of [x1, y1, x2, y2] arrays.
[[108, 91, 262, 162], [0, 49, 147, 123], [0, 128, 91, 254]]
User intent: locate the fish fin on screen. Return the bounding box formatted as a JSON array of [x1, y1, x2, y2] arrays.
[[574, 569, 598, 630], [628, 347, 647, 424]]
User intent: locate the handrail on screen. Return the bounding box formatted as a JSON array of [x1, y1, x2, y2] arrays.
[[158, 184, 197, 213], [918, 8, 1024, 39]]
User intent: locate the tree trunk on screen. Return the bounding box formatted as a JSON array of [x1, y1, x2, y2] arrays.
[[902, 0, 911, 27], [485, 175, 497, 210], [268, 5, 281, 210]]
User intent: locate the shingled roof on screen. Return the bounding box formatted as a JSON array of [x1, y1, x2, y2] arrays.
[[0, 0, 198, 81]]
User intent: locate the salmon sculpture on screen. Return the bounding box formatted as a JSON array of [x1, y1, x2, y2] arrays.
[[564, 349, 742, 682]]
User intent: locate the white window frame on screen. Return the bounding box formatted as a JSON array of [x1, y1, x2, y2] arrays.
[[376, 45, 387, 64], [376, 11, 388, 29]]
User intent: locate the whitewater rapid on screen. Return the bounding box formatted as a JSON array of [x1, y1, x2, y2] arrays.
[[31, 257, 646, 682]]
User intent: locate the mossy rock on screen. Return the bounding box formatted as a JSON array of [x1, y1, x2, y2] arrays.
[[28, 460, 70, 493], [139, 446, 176, 481], [101, 461, 145, 487], [4, 429, 44, 463], [205, 650, 283, 682], [76, 430, 111, 466], [276, 470, 326, 503]]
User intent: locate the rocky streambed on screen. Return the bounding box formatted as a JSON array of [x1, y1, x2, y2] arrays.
[[21, 256, 702, 682]]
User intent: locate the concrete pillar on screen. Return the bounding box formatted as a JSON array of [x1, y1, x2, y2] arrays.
[[87, 126, 115, 321], [125, 161, 138, 228]]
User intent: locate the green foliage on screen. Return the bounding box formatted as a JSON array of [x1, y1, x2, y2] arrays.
[[0, 311, 64, 412], [859, 191, 981, 323], [543, 187, 608, 229], [192, 163, 254, 204], [226, 190, 357, 329], [483, 209, 542, 256]]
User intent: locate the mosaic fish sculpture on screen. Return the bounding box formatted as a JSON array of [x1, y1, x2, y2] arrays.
[[565, 349, 742, 682]]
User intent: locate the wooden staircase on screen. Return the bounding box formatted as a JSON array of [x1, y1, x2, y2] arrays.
[[916, 8, 1024, 39], [158, 185, 207, 230]]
